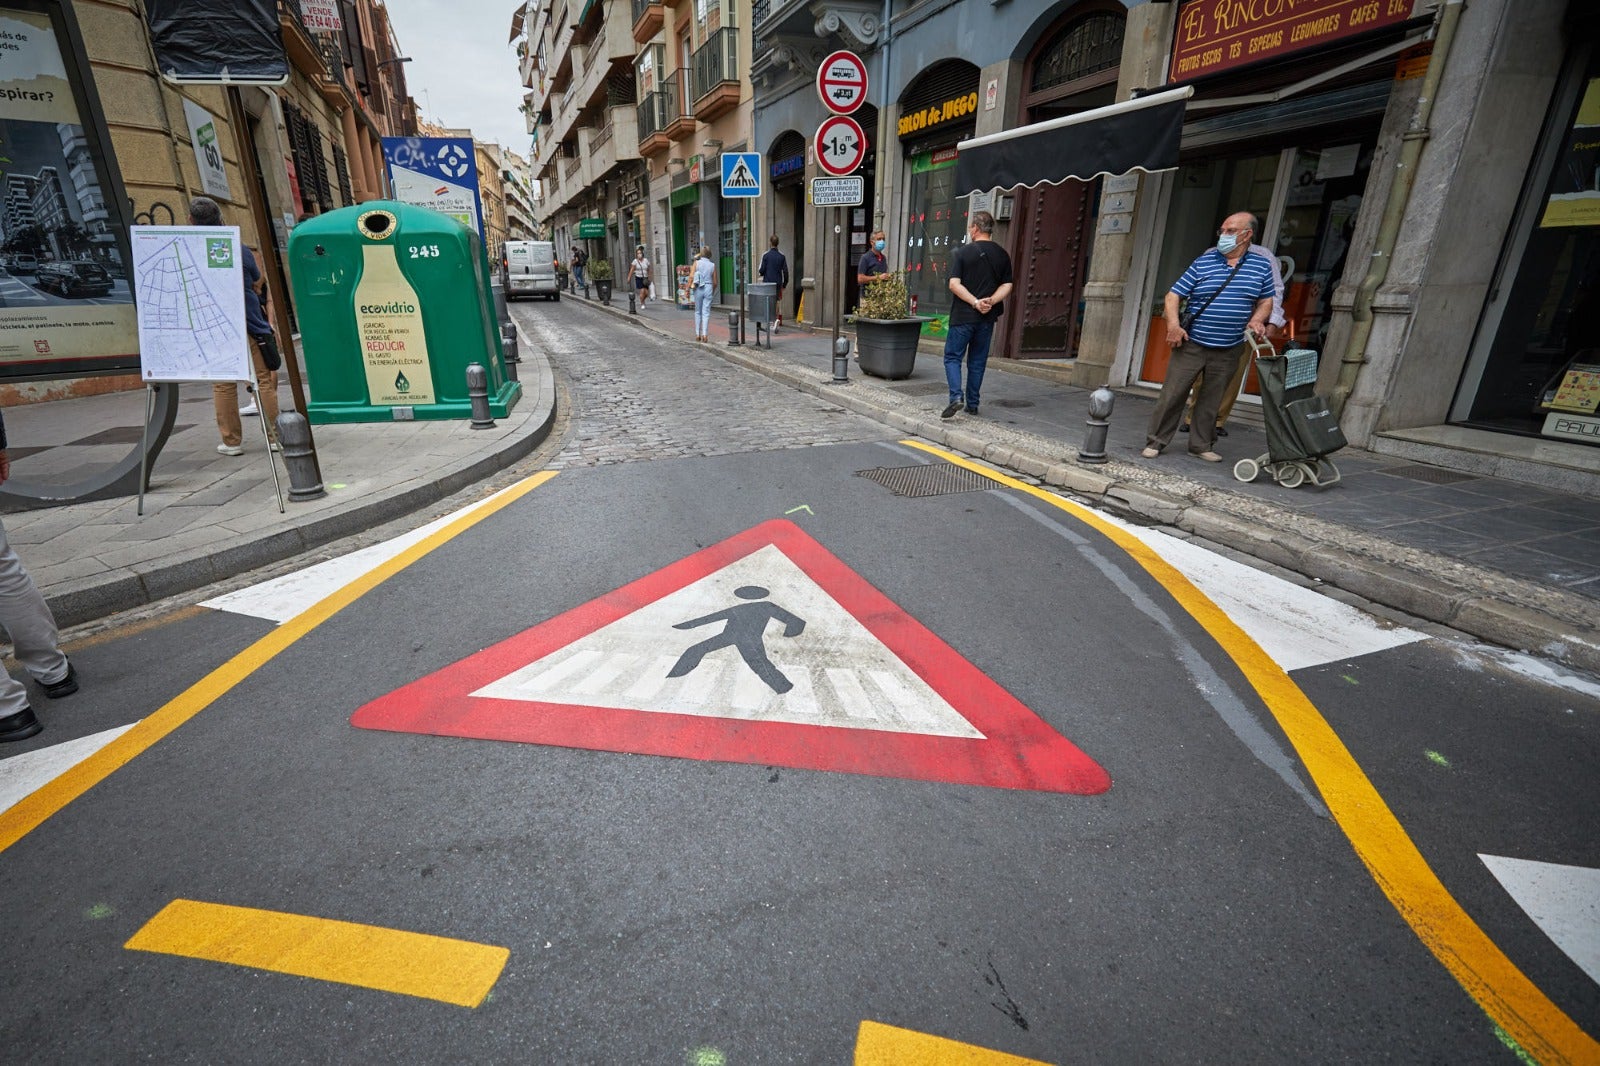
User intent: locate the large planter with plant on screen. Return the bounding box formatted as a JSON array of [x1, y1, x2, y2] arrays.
[[590, 259, 614, 303], [853, 271, 923, 380]]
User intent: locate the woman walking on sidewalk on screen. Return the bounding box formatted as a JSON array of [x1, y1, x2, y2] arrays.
[[631, 246, 651, 308], [692, 246, 715, 342]]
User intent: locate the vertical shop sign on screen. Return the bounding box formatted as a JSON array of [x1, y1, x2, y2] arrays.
[[1540, 77, 1600, 228], [0, 4, 138, 380], [183, 99, 231, 199]]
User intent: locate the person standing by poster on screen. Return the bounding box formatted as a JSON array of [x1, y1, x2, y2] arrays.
[[187, 197, 280, 456]]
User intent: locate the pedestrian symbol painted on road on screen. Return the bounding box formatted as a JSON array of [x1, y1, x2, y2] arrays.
[[352, 520, 1109, 793], [669, 585, 805, 694]]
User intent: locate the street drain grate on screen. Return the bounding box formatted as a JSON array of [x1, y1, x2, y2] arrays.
[[855, 464, 996, 497], [1381, 464, 1481, 485], [888, 381, 948, 396], [994, 398, 1035, 408]]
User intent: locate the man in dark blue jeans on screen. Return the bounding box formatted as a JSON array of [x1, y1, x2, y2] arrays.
[[942, 210, 1013, 419]]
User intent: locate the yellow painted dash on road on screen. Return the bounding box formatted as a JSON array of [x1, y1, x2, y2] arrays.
[[126, 899, 508, 1007], [902, 441, 1599, 1065], [856, 1020, 1051, 1065]]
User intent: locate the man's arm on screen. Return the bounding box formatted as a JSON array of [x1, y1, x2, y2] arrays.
[[1246, 295, 1272, 337], [1164, 291, 1187, 346], [974, 281, 1013, 316]]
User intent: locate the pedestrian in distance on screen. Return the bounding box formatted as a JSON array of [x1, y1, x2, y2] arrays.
[[758, 235, 789, 331], [572, 246, 587, 291], [856, 229, 888, 288], [692, 245, 715, 343], [941, 210, 1013, 420], [0, 409, 80, 743], [187, 197, 280, 457], [1142, 210, 1275, 462], [630, 245, 651, 307]]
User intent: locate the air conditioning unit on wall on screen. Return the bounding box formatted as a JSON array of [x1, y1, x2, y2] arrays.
[[994, 194, 1013, 220]]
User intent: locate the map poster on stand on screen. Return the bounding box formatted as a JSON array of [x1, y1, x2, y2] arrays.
[[131, 225, 249, 383]]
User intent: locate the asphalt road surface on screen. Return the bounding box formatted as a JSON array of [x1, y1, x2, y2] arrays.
[[0, 300, 1594, 1064]]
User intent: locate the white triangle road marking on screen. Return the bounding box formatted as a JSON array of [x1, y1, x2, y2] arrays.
[[0, 723, 137, 815], [1480, 853, 1600, 986], [472, 544, 984, 739]]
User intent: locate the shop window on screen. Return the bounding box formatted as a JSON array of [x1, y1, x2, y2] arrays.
[[901, 148, 964, 324], [1459, 46, 1600, 444]]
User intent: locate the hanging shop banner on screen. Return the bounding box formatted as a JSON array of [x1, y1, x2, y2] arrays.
[[144, 0, 288, 85], [182, 99, 231, 199], [1169, 0, 1416, 83], [1540, 78, 1600, 229], [0, 4, 138, 381], [381, 136, 485, 237]]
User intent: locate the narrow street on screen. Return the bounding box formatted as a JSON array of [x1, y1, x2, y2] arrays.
[[0, 300, 1593, 1062]]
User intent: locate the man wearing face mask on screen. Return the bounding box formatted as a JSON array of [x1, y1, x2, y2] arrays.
[[856, 230, 888, 287], [1142, 211, 1275, 462]]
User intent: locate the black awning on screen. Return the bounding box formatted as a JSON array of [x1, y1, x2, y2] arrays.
[[144, 0, 288, 85], [954, 86, 1192, 195]]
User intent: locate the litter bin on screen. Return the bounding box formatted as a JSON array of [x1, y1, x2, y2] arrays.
[[288, 200, 521, 424], [747, 282, 777, 326]]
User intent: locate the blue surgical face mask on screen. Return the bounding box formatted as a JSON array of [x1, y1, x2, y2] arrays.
[[1217, 232, 1243, 254], [874, 240, 885, 252]]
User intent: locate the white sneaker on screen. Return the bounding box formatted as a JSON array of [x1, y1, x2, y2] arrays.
[[217, 443, 244, 456], [240, 402, 258, 416]]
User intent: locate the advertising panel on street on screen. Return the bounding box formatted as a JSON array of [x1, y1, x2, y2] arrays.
[[130, 225, 248, 383], [0, 4, 138, 381], [381, 136, 485, 237]]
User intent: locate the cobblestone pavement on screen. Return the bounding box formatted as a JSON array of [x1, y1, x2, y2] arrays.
[[511, 299, 889, 467]]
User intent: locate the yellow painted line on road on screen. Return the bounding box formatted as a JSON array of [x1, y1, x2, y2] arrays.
[[856, 1020, 1051, 1064], [126, 899, 508, 1007], [903, 441, 1598, 1065], [0, 470, 558, 857]]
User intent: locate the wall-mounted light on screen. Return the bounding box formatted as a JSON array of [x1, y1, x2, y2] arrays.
[[702, 139, 723, 151]]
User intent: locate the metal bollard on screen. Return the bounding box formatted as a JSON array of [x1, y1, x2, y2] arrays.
[[831, 335, 851, 384], [466, 362, 496, 429], [727, 311, 741, 346], [1078, 386, 1115, 464], [628, 289, 637, 314], [501, 325, 520, 383], [274, 411, 326, 501]]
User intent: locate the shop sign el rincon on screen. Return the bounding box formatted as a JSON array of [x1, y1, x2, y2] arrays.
[[1170, 0, 1416, 82]]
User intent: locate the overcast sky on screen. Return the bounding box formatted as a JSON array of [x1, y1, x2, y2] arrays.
[[382, 0, 531, 158]]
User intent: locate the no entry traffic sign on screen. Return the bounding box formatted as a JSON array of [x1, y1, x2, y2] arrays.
[[815, 114, 867, 177], [352, 519, 1110, 794], [817, 49, 868, 115]]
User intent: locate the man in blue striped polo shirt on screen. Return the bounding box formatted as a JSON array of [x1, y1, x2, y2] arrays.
[[1143, 211, 1275, 462]]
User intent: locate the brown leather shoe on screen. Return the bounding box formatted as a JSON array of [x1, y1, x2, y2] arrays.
[[1141, 447, 1160, 459], [1194, 451, 1223, 462]]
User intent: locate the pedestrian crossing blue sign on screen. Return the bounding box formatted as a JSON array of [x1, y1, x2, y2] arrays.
[[720, 152, 762, 197]]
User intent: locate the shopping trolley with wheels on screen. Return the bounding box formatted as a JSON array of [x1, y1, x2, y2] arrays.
[[1232, 332, 1346, 489]]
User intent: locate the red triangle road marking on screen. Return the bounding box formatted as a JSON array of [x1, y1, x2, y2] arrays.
[[352, 520, 1110, 794]]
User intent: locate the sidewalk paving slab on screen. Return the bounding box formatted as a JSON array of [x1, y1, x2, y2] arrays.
[[570, 288, 1600, 676], [0, 332, 555, 628]]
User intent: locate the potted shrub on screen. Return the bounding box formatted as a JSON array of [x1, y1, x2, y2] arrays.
[[590, 258, 614, 303], [854, 271, 924, 380]]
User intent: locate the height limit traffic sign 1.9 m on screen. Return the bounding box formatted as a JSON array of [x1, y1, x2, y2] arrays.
[[816, 50, 868, 115], [814, 114, 867, 177]]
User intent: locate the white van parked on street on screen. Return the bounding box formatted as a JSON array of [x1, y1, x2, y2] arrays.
[[504, 240, 559, 301]]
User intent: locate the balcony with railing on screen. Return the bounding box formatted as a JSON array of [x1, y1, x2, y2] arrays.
[[637, 80, 692, 154], [752, 0, 811, 40], [691, 28, 739, 122], [631, 0, 663, 43]]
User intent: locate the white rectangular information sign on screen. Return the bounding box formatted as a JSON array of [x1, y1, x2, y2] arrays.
[[131, 226, 250, 383], [811, 176, 864, 207]]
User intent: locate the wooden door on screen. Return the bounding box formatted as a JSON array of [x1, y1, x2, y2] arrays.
[[1006, 180, 1091, 358]]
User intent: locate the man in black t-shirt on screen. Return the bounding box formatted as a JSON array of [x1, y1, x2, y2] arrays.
[[941, 210, 1013, 419]]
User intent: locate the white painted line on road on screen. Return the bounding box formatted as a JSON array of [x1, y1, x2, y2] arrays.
[[0, 724, 136, 815], [1480, 854, 1600, 987], [201, 481, 532, 622], [1088, 509, 1427, 672]]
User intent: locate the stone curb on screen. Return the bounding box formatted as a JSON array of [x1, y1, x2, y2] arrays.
[[583, 295, 1600, 677], [46, 326, 558, 628]]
